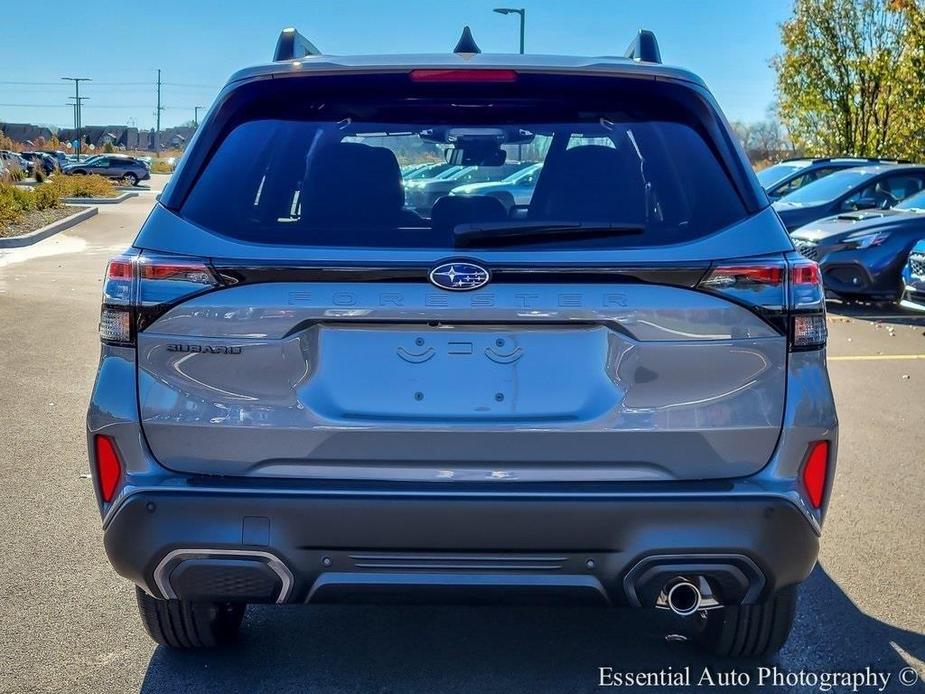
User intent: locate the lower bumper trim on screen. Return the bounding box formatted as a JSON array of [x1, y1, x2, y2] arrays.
[[105, 490, 819, 606]]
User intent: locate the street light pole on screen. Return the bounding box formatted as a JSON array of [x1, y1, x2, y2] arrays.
[[62, 77, 91, 161], [493, 8, 526, 159], [493, 8, 525, 54], [194, 105, 204, 127], [67, 96, 90, 150]]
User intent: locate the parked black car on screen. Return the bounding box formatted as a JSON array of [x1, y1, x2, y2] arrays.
[[757, 157, 908, 200], [62, 155, 150, 186], [20, 152, 57, 176], [773, 164, 925, 231], [791, 189, 925, 300], [41, 150, 69, 169]]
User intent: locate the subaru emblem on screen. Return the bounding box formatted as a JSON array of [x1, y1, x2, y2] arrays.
[[429, 262, 490, 291]]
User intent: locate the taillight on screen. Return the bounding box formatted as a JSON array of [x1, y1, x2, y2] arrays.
[[99, 251, 218, 345], [409, 69, 518, 82], [787, 255, 827, 351], [801, 440, 830, 509], [99, 254, 137, 344], [697, 254, 827, 352], [699, 257, 787, 316], [93, 435, 123, 503]]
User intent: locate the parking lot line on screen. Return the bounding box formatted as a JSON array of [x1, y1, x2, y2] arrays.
[[828, 354, 925, 361]]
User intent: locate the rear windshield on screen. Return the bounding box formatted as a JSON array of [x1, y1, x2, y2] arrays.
[[180, 76, 748, 250]]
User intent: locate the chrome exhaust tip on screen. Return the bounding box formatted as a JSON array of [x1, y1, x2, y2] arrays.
[[666, 580, 702, 616]]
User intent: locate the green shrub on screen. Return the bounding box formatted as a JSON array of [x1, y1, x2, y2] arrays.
[[1, 173, 117, 230], [150, 159, 174, 174], [32, 183, 62, 210], [0, 182, 40, 225], [48, 174, 117, 198]]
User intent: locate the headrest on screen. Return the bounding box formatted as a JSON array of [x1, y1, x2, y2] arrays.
[[300, 142, 405, 226], [530, 144, 645, 223]]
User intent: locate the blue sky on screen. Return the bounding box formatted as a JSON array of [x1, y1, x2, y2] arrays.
[[1, 0, 791, 130]]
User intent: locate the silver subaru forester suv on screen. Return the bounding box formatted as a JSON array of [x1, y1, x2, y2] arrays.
[[87, 28, 837, 657]]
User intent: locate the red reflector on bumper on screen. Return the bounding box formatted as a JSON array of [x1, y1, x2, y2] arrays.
[[94, 435, 123, 503], [801, 441, 829, 509]]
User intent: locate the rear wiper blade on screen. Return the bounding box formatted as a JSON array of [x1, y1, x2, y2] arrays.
[[453, 221, 645, 247]]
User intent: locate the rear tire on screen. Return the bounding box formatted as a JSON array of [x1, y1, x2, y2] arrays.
[[694, 584, 798, 658], [135, 586, 246, 648]]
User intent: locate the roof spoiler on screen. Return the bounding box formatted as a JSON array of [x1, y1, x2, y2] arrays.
[[624, 29, 661, 64], [274, 27, 321, 61]]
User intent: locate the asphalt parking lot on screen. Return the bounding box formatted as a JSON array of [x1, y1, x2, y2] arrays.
[[0, 179, 922, 693]]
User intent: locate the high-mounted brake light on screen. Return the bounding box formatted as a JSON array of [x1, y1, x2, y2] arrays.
[[801, 441, 830, 509], [93, 435, 123, 503], [409, 69, 518, 83]]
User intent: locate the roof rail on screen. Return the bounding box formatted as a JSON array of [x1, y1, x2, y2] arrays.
[[624, 30, 661, 64], [274, 27, 321, 62]]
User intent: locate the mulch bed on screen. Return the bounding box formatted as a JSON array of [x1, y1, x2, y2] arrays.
[[0, 207, 79, 239]]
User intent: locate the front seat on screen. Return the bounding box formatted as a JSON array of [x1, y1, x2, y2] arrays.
[[528, 144, 646, 224], [300, 142, 421, 227]]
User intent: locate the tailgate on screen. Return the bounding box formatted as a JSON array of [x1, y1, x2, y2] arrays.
[[137, 281, 785, 481]]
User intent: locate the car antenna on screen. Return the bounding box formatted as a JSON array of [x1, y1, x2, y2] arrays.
[[624, 29, 661, 64], [274, 27, 322, 61], [454, 26, 481, 55]]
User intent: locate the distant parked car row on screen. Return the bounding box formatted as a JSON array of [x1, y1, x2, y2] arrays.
[[759, 156, 925, 307], [0, 150, 34, 177], [19, 151, 58, 176], [401, 160, 543, 214], [0, 149, 152, 186]]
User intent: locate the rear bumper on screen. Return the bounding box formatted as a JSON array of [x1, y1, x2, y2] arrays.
[[104, 487, 819, 607]]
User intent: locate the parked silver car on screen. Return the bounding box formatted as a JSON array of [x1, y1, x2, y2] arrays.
[[450, 162, 542, 211], [63, 154, 150, 185], [87, 27, 837, 657]]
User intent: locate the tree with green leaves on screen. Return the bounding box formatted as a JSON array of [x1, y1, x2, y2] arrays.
[[774, 0, 925, 159]]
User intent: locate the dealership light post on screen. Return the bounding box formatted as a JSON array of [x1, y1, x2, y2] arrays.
[[493, 7, 525, 54], [493, 8, 525, 159], [67, 96, 89, 150], [62, 77, 91, 161]]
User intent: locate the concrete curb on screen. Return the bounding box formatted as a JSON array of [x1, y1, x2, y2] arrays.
[[61, 191, 138, 205], [0, 206, 98, 248]]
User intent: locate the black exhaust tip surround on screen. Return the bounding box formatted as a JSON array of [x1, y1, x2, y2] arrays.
[[623, 554, 766, 608], [169, 558, 283, 603]]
